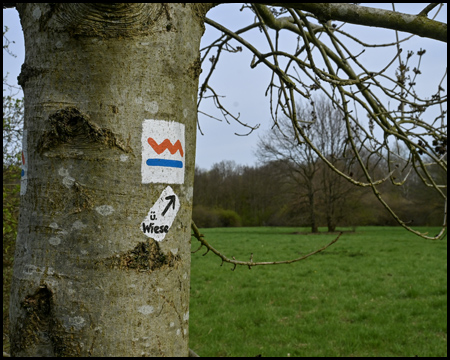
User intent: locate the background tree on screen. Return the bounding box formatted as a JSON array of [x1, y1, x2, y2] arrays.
[[193, 160, 289, 227], [257, 97, 356, 232], [3, 27, 24, 351], [3, 26, 24, 168], [236, 161, 290, 225], [258, 117, 320, 232]]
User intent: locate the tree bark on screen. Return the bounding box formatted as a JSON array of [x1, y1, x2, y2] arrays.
[[10, 3, 210, 357]]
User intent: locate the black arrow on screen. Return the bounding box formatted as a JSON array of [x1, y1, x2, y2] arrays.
[[162, 195, 176, 216]]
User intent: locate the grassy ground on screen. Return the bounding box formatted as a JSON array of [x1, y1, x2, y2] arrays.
[[189, 226, 447, 357], [3, 226, 446, 356]]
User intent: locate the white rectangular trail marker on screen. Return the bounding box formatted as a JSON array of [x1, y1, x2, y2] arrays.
[[141, 119, 185, 184]]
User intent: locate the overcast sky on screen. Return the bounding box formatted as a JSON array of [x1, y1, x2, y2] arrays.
[[3, 4, 447, 169]]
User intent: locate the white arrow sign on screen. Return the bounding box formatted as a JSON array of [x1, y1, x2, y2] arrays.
[[140, 186, 180, 241]]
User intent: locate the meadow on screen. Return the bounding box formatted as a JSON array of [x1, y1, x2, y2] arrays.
[[189, 226, 447, 357]]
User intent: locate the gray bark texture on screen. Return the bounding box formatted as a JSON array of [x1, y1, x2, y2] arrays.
[[10, 3, 210, 356]]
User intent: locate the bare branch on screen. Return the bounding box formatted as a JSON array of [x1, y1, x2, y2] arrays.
[[270, 3, 447, 42], [191, 221, 341, 268], [201, 4, 446, 239], [418, 3, 441, 17]]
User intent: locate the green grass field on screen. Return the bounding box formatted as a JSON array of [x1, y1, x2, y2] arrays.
[[189, 227, 447, 357]]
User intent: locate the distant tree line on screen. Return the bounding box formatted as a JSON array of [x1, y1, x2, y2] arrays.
[[193, 157, 445, 230], [193, 98, 446, 231]]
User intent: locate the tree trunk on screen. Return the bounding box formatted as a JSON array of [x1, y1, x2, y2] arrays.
[[326, 216, 336, 232], [308, 191, 318, 233], [10, 4, 210, 357]]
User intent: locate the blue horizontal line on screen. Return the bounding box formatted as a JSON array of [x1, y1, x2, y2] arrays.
[[146, 159, 183, 168]]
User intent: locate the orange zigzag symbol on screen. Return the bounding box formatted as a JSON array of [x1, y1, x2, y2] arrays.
[[147, 138, 184, 157]]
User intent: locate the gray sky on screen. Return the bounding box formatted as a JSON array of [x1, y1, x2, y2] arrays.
[[3, 4, 447, 169]]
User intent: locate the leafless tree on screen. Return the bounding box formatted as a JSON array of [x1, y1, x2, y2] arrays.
[[257, 102, 322, 233], [256, 96, 357, 232], [199, 3, 447, 241]]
